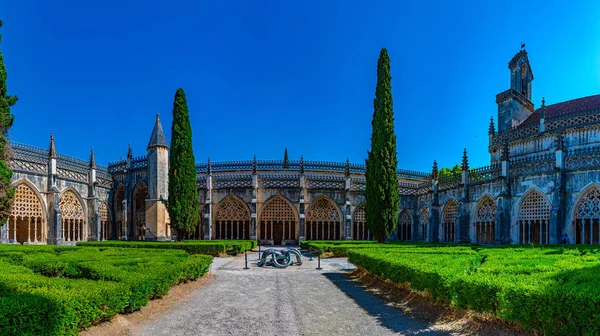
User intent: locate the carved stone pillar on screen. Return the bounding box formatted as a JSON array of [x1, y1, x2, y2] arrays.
[[203, 158, 213, 240], [429, 160, 440, 242], [344, 159, 352, 240], [251, 160, 258, 240], [298, 156, 306, 241], [456, 149, 471, 243], [550, 133, 566, 244]]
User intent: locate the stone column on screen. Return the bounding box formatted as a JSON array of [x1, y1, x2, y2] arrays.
[[203, 158, 213, 240], [298, 156, 306, 241], [456, 149, 471, 243], [550, 133, 566, 244], [429, 160, 440, 242], [496, 144, 511, 244], [46, 134, 64, 245], [87, 149, 101, 241], [121, 199, 128, 240], [344, 159, 352, 240], [0, 219, 8, 244], [250, 156, 258, 240]]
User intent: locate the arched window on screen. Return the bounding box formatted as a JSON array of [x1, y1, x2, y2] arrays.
[[99, 202, 110, 241], [473, 196, 497, 244], [306, 196, 341, 240], [441, 200, 458, 242], [259, 196, 297, 245], [114, 184, 125, 240], [7, 183, 45, 244], [518, 189, 551, 244], [60, 190, 85, 242], [419, 208, 429, 241], [133, 182, 148, 240], [214, 196, 250, 240], [573, 186, 600, 244], [352, 203, 370, 240], [398, 210, 412, 241]]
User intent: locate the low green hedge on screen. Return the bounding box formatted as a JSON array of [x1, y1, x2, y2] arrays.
[[0, 245, 212, 335], [77, 239, 257, 256], [348, 246, 600, 335]]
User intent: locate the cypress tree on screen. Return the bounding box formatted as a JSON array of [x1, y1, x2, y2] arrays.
[[365, 48, 398, 243], [0, 20, 17, 223], [167, 88, 199, 241], [283, 148, 289, 168]]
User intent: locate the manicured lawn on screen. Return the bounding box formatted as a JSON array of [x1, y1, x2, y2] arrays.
[[0, 245, 212, 335], [78, 239, 257, 256], [331, 242, 600, 335]]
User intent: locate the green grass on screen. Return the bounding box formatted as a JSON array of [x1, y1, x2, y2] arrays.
[[0, 244, 212, 335], [77, 239, 257, 256], [344, 244, 600, 335]]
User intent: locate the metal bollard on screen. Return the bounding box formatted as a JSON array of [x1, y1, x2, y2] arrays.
[[243, 251, 249, 270], [316, 252, 322, 270]]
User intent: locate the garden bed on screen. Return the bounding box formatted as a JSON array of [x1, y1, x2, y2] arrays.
[[0, 245, 212, 335], [78, 239, 257, 256]]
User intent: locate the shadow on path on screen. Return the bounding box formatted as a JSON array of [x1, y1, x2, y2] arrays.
[[323, 272, 452, 336]]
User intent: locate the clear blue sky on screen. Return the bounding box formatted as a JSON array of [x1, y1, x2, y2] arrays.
[[1, 1, 599, 171]]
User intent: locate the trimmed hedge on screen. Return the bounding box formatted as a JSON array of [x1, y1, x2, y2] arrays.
[[348, 245, 600, 335], [0, 245, 212, 335], [77, 239, 257, 256], [300, 240, 468, 257]]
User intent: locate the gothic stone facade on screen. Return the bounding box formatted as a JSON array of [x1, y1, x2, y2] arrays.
[[3, 49, 600, 245]]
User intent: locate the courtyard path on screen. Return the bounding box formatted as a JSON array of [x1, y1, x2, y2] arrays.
[[133, 250, 453, 336]]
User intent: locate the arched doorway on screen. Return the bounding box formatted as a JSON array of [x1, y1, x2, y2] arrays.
[[419, 208, 429, 241], [114, 184, 125, 239], [133, 182, 147, 240], [99, 202, 110, 241], [573, 185, 600, 244], [306, 196, 342, 240], [214, 196, 250, 240], [7, 183, 45, 244], [259, 195, 297, 245], [441, 200, 458, 242], [518, 189, 551, 244], [352, 203, 370, 240], [474, 196, 497, 244], [398, 210, 412, 241], [60, 190, 85, 242]]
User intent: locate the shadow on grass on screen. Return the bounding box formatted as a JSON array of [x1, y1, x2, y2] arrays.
[[322, 272, 452, 336]]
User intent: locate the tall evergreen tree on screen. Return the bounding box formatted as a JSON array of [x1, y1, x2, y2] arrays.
[[167, 88, 199, 241], [365, 48, 398, 243], [0, 20, 17, 223], [283, 148, 289, 168]]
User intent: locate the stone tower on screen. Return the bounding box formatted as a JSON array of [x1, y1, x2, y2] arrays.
[[495, 49, 534, 132], [145, 113, 170, 241]]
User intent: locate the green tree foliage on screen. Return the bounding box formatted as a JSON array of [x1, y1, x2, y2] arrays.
[[365, 48, 399, 243], [167, 88, 199, 241], [438, 164, 461, 179], [283, 148, 289, 168], [0, 20, 17, 223]]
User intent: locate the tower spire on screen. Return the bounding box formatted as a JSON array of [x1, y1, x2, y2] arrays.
[[147, 113, 169, 150], [432, 160, 438, 180], [488, 116, 495, 135], [89, 148, 96, 169], [462, 148, 469, 171], [48, 133, 57, 158], [127, 143, 133, 159]]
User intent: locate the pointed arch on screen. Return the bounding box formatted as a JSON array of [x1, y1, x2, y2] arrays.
[[214, 194, 251, 240], [7, 180, 47, 244], [517, 188, 551, 244], [132, 181, 148, 240], [441, 199, 459, 242], [306, 195, 342, 240], [473, 195, 497, 244], [352, 203, 369, 240], [571, 183, 600, 244], [59, 188, 86, 242], [397, 209, 413, 241], [419, 208, 429, 241], [258, 195, 298, 245], [114, 183, 125, 240], [98, 202, 111, 241]]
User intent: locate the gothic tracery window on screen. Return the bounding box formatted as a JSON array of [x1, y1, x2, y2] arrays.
[[214, 196, 250, 240], [7, 183, 45, 244], [352, 203, 370, 240], [99, 202, 110, 241], [398, 210, 412, 241], [441, 200, 458, 242], [259, 195, 297, 244], [59, 190, 85, 242], [474, 196, 497, 244], [419, 208, 429, 241], [573, 186, 600, 244], [306, 196, 341, 240], [518, 189, 551, 244]]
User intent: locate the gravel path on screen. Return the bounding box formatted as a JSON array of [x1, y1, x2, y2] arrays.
[[134, 249, 451, 336]]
